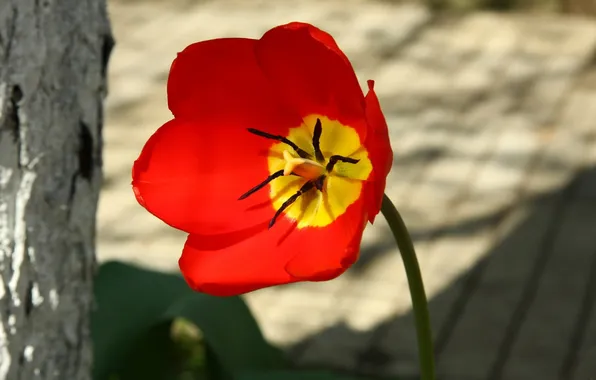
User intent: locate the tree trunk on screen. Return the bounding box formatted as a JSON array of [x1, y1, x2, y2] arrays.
[[0, 1, 112, 379]]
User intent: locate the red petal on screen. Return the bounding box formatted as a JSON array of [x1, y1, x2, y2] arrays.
[[133, 118, 274, 235], [178, 197, 367, 296], [255, 22, 366, 140], [168, 38, 299, 126], [363, 80, 393, 223], [281, 22, 351, 66], [133, 38, 305, 235], [284, 198, 366, 280]]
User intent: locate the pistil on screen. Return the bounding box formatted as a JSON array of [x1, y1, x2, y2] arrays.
[[282, 150, 326, 179]]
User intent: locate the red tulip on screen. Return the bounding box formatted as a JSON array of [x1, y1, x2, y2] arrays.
[[132, 22, 393, 296]]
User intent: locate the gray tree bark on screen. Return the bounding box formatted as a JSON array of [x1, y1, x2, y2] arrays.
[[0, 1, 112, 379]]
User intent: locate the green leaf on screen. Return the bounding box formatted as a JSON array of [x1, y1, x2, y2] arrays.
[[235, 370, 366, 380], [113, 322, 181, 380], [92, 261, 286, 380]]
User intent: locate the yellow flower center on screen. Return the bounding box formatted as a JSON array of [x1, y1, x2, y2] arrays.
[[240, 114, 372, 229]]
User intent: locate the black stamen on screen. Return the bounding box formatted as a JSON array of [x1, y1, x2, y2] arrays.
[[312, 118, 324, 162], [247, 128, 311, 159], [238, 169, 285, 200], [326, 155, 360, 172], [314, 175, 325, 191], [269, 181, 315, 229]]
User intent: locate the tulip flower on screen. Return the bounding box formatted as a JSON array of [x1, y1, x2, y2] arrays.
[[132, 21, 436, 380], [132, 22, 392, 296]]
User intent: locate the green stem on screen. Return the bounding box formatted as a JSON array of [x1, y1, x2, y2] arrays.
[[380, 193, 436, 380]]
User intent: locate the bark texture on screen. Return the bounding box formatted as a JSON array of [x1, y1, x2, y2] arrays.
[[0, 1, 112, 379]]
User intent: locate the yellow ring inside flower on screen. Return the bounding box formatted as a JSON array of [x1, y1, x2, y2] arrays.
[[267, 114, 372, 229]]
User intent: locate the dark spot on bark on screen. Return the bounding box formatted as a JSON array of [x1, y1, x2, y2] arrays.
[[34, 0, 52, 11], [18, 350, 26, 366], [78, 122, 94, 181], [11, 85, 22, 102], [24, 281, 34, 316], [100, 34, 114, 78], [4, 85, 23, 142]]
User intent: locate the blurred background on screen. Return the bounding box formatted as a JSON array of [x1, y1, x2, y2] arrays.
[[98, 0, 596, 379]]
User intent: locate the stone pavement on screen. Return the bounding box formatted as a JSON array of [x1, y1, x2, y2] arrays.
[[100, 1, 596, 379]]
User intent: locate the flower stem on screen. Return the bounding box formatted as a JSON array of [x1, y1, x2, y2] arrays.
[[381, 193, 436, 380]]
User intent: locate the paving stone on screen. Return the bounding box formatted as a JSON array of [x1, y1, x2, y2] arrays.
[[387, 109, 458, 204], [436, 198, 560, 380], [296, 324, 375, 372], [568, 173, 596, 380], [500, 198, 596, 380], [515, 15, 596, 59], [404, 121, 499, 210], [574, 314, 596, 380], [373, 222, 501, 378]]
